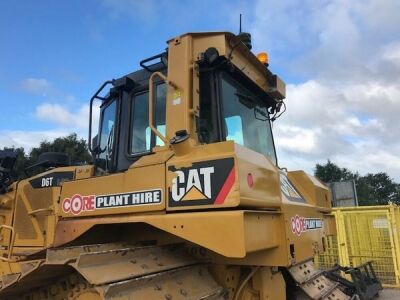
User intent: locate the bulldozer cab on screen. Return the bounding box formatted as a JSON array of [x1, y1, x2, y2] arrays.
[[89, 32, 283, 175], [90, 68, 168, 174]]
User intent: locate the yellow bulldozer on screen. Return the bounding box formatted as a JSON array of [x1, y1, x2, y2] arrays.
[[0, 31, 377, 299]]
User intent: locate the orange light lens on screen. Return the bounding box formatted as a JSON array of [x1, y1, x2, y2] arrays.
[[257, 52, 269, 64]]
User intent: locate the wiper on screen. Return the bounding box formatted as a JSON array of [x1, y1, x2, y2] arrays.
[[235, 92, 270, 121], [254, 107, 269, 121], [235, 92, 256, 101], [235, 92, 257, 108]]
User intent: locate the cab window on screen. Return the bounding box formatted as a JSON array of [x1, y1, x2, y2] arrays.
[[97, 100, 116, 170], [130, 83, 166, 154], [220, 73, 277, 164], [199, 70, 277, 164]]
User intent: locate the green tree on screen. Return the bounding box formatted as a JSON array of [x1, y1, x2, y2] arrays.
[[315, 160, 357, 183], [1, 133, 91, 180], [0, 147, 28, 180], [28, 133, 91, 166], [356, 173, 400, 205], [314, 160, 400, 206]]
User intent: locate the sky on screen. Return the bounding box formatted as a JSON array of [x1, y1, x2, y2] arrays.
[[1, 0, 400, 180]]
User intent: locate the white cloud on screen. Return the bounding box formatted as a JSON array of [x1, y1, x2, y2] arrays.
[[275, 125, 318, 154], [19, 77, 76, 103], [35, 103, 90, 129], [382, 42, 400, 67], [3, 75, 99, 151], [20, 78, 52, 96], [0, 103, 97, 151], [274, 78, 400, 179], [0, 130, 70, 150], [248, 0, 400, 179], [0, 103, 95, 151]]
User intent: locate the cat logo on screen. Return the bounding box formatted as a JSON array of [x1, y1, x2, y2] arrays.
[[171, 167, 214, 202], [168, 158, 235, 207]]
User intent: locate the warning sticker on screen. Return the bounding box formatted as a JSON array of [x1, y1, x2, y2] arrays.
[[172, 90, 182, 105]]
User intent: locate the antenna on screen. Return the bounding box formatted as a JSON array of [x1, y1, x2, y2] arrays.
[[239, 14, 242, 34], [237, 14, 252, 49]]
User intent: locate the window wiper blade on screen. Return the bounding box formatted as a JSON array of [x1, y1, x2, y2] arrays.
[[235, 92, 257, 108], [254, 107, 269, 121], [235, 92, 257, 101]]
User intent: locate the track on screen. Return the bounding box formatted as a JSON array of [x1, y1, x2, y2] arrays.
[[0, 243, 356, 299], [287, 260, 351, 300], [0, 243, 226, 299]]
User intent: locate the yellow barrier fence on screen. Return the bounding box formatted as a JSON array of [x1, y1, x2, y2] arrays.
[[315, 205, 400, 287]]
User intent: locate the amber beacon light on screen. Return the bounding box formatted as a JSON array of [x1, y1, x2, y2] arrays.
[[257, 52, 269, 66]]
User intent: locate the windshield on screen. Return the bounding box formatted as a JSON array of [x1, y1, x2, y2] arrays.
[[220, 73, 277, 164], [97, 100, 116, 171]]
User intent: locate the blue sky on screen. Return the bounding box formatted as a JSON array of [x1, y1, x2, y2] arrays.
[[1, 0, 400, 179], [0, 0, 251, 131]]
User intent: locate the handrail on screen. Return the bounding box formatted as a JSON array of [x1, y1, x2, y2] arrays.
[[28, 207, 53, 216], [88, 80, 113, 154], [148, 72, 176, 144], [0, 225, 16, 262]]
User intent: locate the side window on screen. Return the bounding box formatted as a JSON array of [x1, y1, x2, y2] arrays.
[[131, 92, 149, 153], [130, 83, 166, 154], [97, 100, 116, 170], [153, 83, 167, 146]]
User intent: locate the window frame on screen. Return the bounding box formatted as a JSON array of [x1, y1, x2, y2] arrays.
[[126, 82, 167, 158]]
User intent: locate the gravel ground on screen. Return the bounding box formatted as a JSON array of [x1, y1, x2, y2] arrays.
[[379, 289, 400, 299]]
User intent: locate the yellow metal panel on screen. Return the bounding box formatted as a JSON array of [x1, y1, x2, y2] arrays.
[[287, 170, 331, 209], [282, 203, 326, 264], [315, 205, 400, 287], [166, 34, 193, 139], [389, 205, 400, 286], [243, 212, 280, 252], [386, 210, 400, 286], [235, 144, 281, 208], [0, 188, 15, 249], [166, 141, 282, 211], [74, 165, 94, 180], [54, 210, 281, 259]]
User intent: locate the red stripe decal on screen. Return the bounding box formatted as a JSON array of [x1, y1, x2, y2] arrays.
[[214, 167, 235, 205]]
